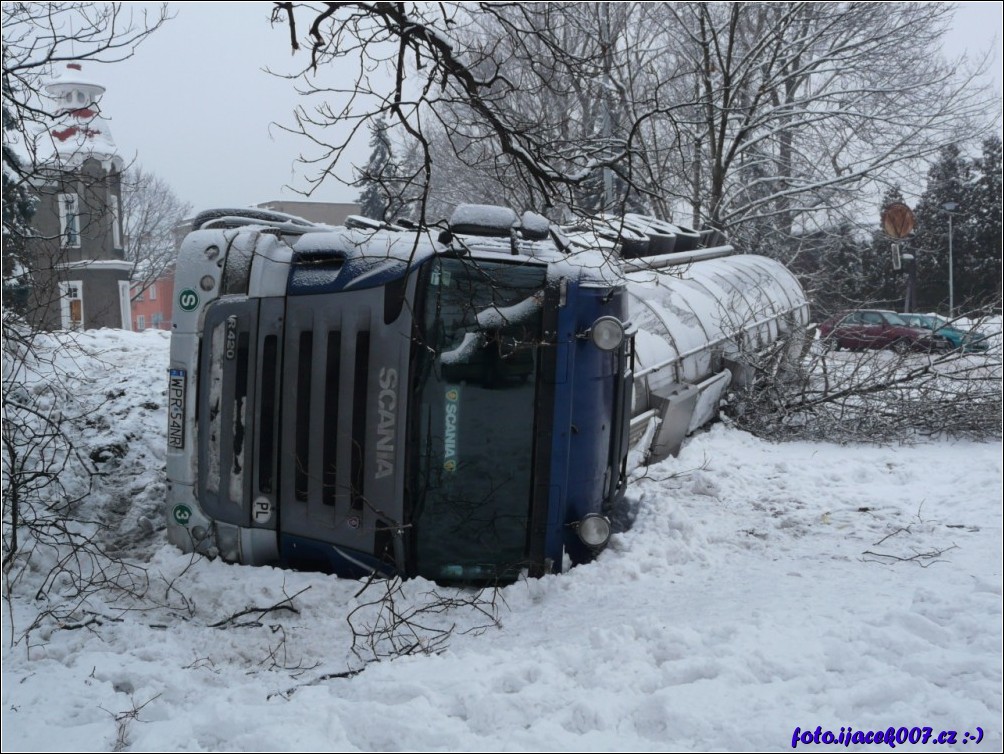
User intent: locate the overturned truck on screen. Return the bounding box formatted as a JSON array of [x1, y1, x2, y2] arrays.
[[166, 205, 807, 583]]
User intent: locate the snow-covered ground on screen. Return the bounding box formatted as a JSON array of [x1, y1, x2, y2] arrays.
[[2, 329, 1001, 752]]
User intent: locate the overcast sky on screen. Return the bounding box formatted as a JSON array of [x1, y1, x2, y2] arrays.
[[87, 2, 1002, 215]]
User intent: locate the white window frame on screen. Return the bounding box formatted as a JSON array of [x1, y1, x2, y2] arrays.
[[136, 314, 146, 331], [58, 192, 80, 248], [148, 283, 157, 301], [118, 279, 132, 331], [111, 193, 122, 249], [59, 279, 84, 330]]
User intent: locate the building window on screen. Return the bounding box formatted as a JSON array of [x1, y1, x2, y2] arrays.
[[58, 193, 80, 248], [111, 193, 122, 249], [118, 280, 132, 332], [59, 280, 84, 329], [149, 284, 157, 301], [152, 312, 163, 328], [136, 315, 146, 331]]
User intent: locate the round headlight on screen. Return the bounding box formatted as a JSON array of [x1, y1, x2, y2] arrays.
[[576, 513, 612, 548], [590, 316, 624, 351], [199, 274, 216, 292]]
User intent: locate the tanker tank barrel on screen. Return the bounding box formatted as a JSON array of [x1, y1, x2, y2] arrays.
[[624, 250, 808, 461], [563, 214, 808, 463]]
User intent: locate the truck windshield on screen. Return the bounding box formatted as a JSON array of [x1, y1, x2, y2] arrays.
[[410, 256, 548, 582]]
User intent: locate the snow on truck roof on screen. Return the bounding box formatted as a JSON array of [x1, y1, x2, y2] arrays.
[[189, 204, 745, 288]]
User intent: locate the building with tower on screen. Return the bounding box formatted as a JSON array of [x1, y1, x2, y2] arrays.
[[24, 62, 131, 331]]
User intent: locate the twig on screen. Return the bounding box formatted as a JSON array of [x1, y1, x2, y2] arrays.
[[862, 544, 958, 567], [209, 586, 312, 629]]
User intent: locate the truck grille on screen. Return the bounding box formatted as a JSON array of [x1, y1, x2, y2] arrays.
[[277, 291, 410, 564]]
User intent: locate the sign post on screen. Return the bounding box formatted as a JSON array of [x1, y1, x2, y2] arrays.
[[881, 203, 916, 313]]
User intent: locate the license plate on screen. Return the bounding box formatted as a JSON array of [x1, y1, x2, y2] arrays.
[[168, 368, 186, 450]]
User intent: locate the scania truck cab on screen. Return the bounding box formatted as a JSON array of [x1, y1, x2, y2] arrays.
[[167, 205, 634, 583], [167, 205, 808, 583]]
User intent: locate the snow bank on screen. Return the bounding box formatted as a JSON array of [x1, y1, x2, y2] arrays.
[[2, 330, 1000, 751]]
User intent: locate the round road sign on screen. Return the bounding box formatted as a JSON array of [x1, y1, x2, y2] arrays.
[[881, 203, 915, 239]]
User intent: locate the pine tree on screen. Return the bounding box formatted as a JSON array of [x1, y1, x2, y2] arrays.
[[912, 145, 973, 312], [803, 224, 868, 317], [356, 117, 396, 221], [968, 136, 1002, 309], [2, 100, 37, 314]]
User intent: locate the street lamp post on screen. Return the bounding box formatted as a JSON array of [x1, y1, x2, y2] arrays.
[[942, 202, 959, 316]]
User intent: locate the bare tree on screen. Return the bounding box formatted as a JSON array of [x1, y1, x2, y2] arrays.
[[121, 165, 191, 298], [269, 2, 654, 220], [3, 2, 169, 638], [404, 3, 681, 221], [657, 3, 995, 254], [269, 2, 995, 238], [725, 319, 1002, 444]]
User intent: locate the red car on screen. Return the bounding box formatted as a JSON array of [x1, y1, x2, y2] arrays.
[[818, 310, 944, 353]]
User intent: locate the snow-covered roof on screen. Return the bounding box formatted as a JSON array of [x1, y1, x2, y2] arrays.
[[44, 63, 106, 97], [42, 63, 121, 171]]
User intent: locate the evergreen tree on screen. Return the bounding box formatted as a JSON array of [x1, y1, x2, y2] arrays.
[[356, 117, 396, 221], [393, 139, 428, 223], [911, 144, 973, 312], [2, 100, 37, 314], [968, 136, 1002, 309], [797, 223, 871, 318]]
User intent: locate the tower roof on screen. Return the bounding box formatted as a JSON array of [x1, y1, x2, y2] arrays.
[[45, 62, 106, 105], [45, 63, 121, 171]]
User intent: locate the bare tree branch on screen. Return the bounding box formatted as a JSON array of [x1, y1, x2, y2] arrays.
[[120, 165, 192, 298]]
